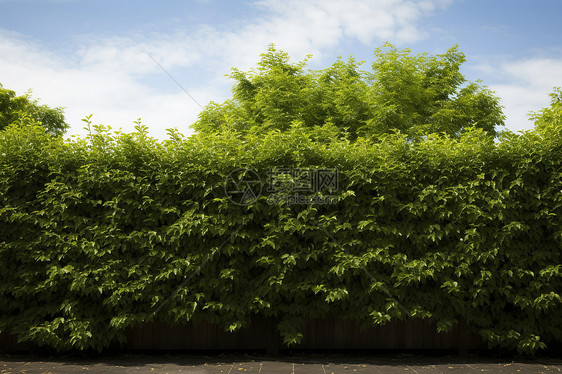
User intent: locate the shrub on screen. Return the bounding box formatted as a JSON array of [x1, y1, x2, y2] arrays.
[[0, 120, 560, 354]]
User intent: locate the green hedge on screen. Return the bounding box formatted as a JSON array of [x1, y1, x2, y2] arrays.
[[0, 122, 561, 354]]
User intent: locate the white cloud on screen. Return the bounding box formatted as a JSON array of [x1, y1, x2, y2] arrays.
[[489, 58, 562, 133], [0, 0, 452, 139], [0, 30, 219, 138], [243, 0, 452, 58]]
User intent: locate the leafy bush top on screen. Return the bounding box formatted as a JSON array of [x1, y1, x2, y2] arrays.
[[194, 44, 505, 140]]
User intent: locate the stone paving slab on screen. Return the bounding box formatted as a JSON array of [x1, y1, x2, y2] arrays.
[[0, 354, 561, 374]]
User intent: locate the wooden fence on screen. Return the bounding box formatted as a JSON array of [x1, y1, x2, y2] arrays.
[[0, 317, 486, 353]]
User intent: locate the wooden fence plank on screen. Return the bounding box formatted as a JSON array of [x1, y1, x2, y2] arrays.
[[0, 317, 487, 352]]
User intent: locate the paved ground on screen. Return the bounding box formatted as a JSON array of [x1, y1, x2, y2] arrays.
[[1, 354, 561, 374]]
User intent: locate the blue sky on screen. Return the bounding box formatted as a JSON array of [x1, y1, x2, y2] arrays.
[[1, 0, 561, 138]]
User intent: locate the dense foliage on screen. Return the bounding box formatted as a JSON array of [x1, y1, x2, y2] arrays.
[[0, 83, 68, 136], [0, 113, 560, 353], [194, 44, 505, 140]]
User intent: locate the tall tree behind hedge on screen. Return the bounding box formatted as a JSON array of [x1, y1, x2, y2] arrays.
[[530, 87, 562, 132], [0, 83, 68, 136], [193, 43, 505, 140]]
